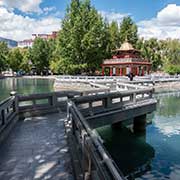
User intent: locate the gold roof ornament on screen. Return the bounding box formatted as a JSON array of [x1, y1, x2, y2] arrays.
[[113, 41, 139, 52], [119, 41, 134, 51]]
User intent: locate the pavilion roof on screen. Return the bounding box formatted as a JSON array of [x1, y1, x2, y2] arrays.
[[113, 41, 139, 52]]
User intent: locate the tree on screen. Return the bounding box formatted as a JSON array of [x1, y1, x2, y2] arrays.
[[162, 39, 180, 74], [136, 38, 162, 71], [20, 48, 31, 73], [0, 42, 9, 74], [108, 21, 121, 51], [8, 48, 23, 73], [119, 16, 138, 46], [30, 38, 50, 74], [55, 0, 109, 74]]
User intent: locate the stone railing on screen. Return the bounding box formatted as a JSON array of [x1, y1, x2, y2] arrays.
[[67, 101, 125, 180], [17, 91, 82, 117], [116, 82, 148, 91], [72, 88, 154, 117], [55, 75, 128, 82], [0, 94, 18, 142]]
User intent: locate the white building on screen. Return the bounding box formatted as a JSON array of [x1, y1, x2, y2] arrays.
[[18, 39, 33, 48]]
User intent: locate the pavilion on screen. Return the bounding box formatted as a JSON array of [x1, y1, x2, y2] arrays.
[[101, 41, 151, 76]]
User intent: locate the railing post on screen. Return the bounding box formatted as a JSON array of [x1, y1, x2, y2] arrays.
[[133, 92, 136, 103], [1, 109, 5, 125], [51, 93, 57, 107], [10, 91, 18, 114], [103, 97, 111, 108]]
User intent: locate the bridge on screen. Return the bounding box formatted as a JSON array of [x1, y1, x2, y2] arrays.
[[0, 81, 157, 179]]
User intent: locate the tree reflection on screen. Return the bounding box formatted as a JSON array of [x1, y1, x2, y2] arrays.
[[97, 125, 155, 179]]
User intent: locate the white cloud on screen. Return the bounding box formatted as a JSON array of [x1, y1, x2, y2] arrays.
[[154, 114, 180, 137], [43, 6, 56, 15], [99, 11, 129, 24], [138, 4, 180, 39], [0, 7, 61, 41], [1, 0, 42, 13], [157, 4, 180, 26]]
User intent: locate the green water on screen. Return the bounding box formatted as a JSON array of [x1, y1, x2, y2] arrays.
[[97, 91, 180, 179], [0, 78, 54, 102]]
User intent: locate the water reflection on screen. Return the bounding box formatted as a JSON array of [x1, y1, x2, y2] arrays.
[[0, 78, 54, 102], [97, 125, 155, 179], [154, 93, 180, 137]]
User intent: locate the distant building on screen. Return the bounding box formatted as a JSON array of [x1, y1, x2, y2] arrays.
[[18, 31, 58, 48], [18, 39, 34, 48], [0, 37, 17, 48], [32, 31, 58, 40]]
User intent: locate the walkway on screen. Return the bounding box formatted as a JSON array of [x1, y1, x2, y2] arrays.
[[0, 113, 74, 180]]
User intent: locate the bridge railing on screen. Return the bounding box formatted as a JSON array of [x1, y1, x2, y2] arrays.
[[0, 96, 18, 134], [116, 82, 148, 91], [67, 101, 125, 180], [72, 89, 154, 117], [56, 75, 128, 82], [17, 91, 81, 117]]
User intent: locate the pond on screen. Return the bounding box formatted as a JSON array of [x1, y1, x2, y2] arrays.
[[0, 78, 54, 102]]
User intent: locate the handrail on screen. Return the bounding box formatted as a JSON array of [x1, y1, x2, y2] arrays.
[[68, 101, 125, 180], [116, 82, 148, 90], [72, 89, 154, 104], [17, 91, 82, 116], [0, 95, 18, 133]]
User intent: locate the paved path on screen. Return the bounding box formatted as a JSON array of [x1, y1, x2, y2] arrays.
[[0, 113, 74, 180]]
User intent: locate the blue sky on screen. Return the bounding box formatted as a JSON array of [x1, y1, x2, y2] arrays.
[[1, 0, 180, 41]]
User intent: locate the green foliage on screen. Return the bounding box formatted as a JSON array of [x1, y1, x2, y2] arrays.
[[30, 38, 50, 74], [108, 21, 121, 50], [164, 65, 180, 75], [119, 16, 138, 46], [161, 39, 180, 74], [55, 0, 109, 74], [20, 48, 31, 73], [0, 42, 9, 73], [137, 38, 162, 71], [8, 48, 23, 72]]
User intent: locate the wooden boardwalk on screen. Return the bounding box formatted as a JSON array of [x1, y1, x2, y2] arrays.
[[0, 113, 73, 180]]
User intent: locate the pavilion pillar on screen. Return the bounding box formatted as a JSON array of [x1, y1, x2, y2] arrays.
[[120, 67, 123, 76], [110, 67, 113, 76], [147, 66, 150, 74], [135, 67, 138, 76], [116, 67, 119, 76], [141, 67, 144, 76], [130, 66, 133, 74], [102, 66, 105, 76], [136, 67, 139, 76]]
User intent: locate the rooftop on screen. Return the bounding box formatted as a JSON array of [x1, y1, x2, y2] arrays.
[[114, 41, 139, 52]]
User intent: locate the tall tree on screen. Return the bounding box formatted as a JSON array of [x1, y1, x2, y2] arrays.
[[119, 16, 138, 46], [20, 48, 31, 73], [55, 0, 109, 74], [30, 38, 50, 74], [8, 48, 23, 73], [108, 21, 121, 50], [0, 42, 9, 74]]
